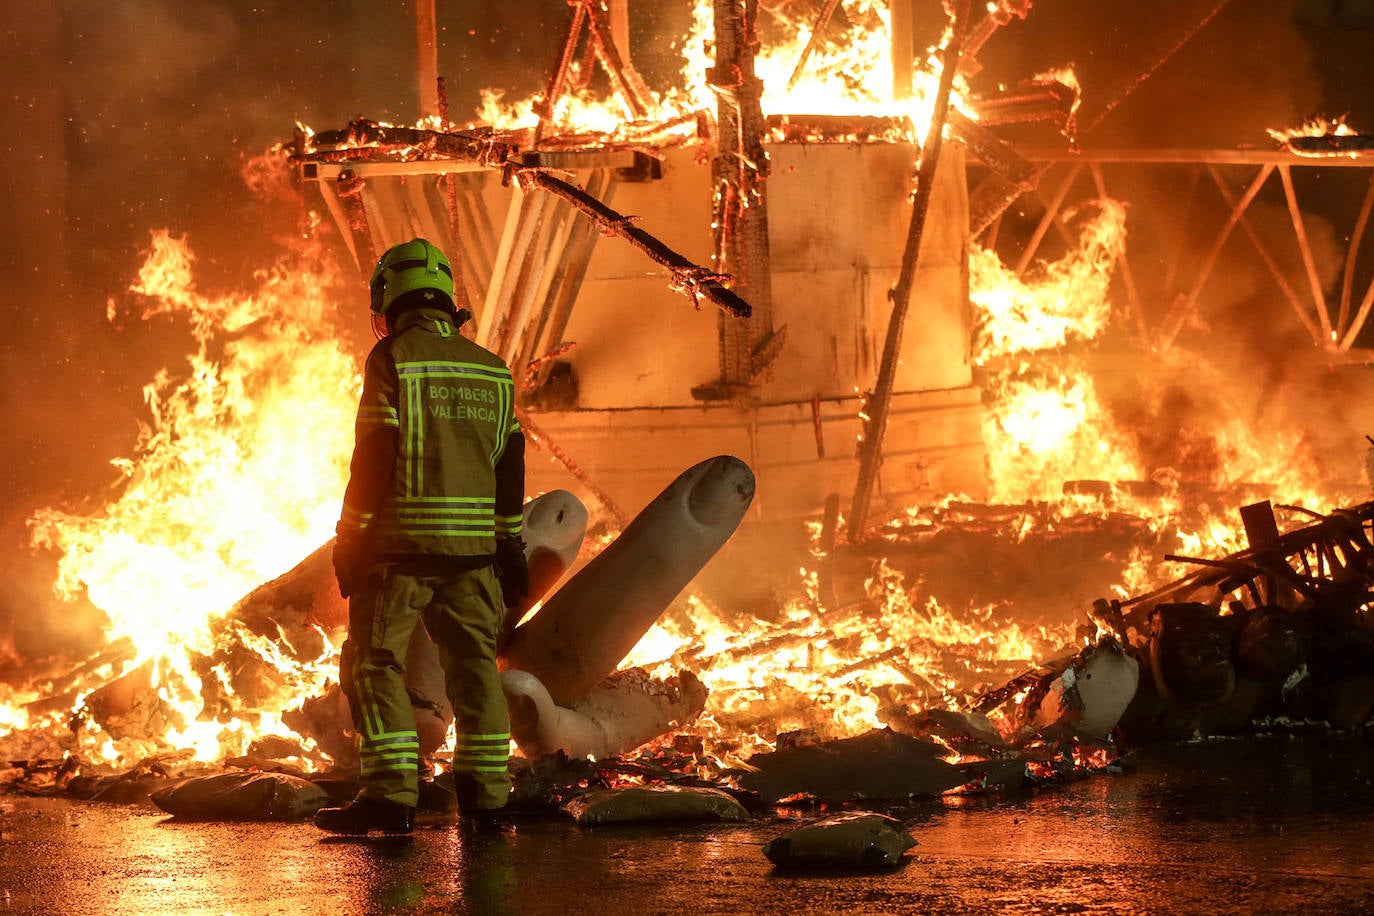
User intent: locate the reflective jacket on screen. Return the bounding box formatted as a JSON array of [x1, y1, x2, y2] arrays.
[[337, 306, 524, 558]]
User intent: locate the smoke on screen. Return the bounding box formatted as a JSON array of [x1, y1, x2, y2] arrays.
[[978, 0, 1326, 146], [981, 1, 1374, 494]]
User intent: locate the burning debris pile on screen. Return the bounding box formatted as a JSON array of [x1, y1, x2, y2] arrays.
[[5, 475, 1372, 820]]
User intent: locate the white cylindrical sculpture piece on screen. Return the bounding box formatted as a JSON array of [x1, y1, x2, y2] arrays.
[[499, 455, 755, 706]]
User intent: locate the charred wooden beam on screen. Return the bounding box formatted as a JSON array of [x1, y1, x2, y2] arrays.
[[532, 0, 652, 148], [948, 109, 1040, 189], [967, 79, 1076, 129], [970, 166, 1052, 238], [533, 0, 591, 147], [296, 119, 515, 168], [1283, 134, 1374, 158], [785, 0, 843, 93], [765, 113, 907, 143], [960, 0, 1033, 76], [513, 166, 752, 318], [297, 120, 747, 320], [584, 0, 653, 120], [707, 0, 775, 393]]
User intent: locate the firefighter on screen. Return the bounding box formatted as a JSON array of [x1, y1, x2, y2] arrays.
[[315, 238, 529, 835]]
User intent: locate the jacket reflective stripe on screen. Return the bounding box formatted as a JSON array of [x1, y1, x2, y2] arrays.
[[345, 312, 522, 558], [340, 505, 375, 531], [356, 405, 400, 428]]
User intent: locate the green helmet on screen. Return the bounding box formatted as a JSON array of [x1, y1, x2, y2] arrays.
[[369, 237, 455, 319]]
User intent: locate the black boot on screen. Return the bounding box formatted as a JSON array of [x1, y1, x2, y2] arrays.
[[314, 796, 415, 835], [458, 808, 506, 834]]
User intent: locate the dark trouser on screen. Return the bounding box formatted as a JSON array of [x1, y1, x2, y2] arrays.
[[340, 562, 511, 812]]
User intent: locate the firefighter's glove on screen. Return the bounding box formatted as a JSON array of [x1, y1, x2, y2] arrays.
[[333, 535, 367, 600], [494, 536, 530, 609]]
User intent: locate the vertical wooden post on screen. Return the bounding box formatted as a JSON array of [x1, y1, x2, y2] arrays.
[[709, 0, 774, 391], [414, 0, 440, 119], [848, 0, 970, 540]]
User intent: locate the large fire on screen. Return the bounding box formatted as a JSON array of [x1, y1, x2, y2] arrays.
[[17, 228, 357, 766], [0, 2, 1356, 782], [480, 0, 970, 145]]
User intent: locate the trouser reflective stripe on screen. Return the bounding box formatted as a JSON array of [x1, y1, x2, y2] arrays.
[[360, 734, 420, 776], [341, 563, 512, 812], [422, 566, 512, 813], [342, 567, 426, 808], [454, 734, 509, 772]]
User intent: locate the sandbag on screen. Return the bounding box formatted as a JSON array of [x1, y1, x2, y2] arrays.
[[151, 771, 330, 821], [562, 785, 749, 825], [763, 813, 917, 869]]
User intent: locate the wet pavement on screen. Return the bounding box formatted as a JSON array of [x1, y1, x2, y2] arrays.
[[1, 729, 1372, 915]]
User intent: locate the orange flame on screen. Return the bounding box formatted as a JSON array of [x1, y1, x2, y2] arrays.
[[478, 0, 970, 144], [25, 229, 357, 766], [1266, 115, 1357, 144]]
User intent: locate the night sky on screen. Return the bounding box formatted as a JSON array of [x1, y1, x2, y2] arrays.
[[1, 0, 1371, 665]]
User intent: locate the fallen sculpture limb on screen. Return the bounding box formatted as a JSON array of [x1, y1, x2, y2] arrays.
[[502, 666, 707, 760], [500, 455, 756, 707], [164, 464, 745, 770], [504, 488, 588, 640]]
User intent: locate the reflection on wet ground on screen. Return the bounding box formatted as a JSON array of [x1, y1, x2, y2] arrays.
[[1, 729, 1370, 915]]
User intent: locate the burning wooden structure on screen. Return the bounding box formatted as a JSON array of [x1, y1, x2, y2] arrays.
[[289, 1, 1033, 526]]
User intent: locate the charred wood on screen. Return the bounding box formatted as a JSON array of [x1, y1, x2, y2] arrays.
[[735, 728, 967, 805]]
